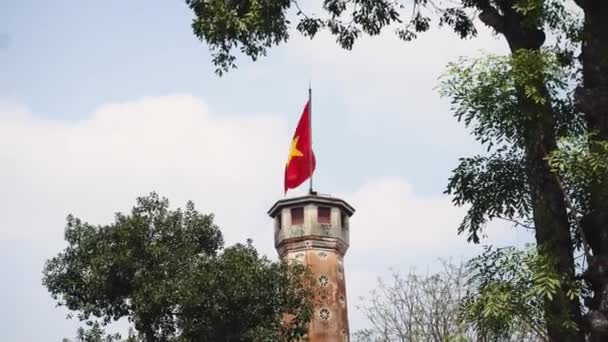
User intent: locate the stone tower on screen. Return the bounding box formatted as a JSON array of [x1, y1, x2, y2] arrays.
[[268, 194, 355, 341]]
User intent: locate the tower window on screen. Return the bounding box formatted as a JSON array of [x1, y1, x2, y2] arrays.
[[275, 213, 281, 231], [318, 207, 331, 224], [291, 207, 304, 225]]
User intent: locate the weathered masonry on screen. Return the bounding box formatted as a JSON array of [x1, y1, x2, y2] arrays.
[[268, 194, 355, 341]]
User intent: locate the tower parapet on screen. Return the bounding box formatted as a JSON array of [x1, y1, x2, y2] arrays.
[[268, 194, 355, 341]]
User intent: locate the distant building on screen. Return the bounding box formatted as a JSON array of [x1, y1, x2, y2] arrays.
[[269, 194, 355, 341]]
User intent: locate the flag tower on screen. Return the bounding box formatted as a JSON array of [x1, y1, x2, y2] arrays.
[[269, 90, 355, 341], [283, 87, 316, 194]]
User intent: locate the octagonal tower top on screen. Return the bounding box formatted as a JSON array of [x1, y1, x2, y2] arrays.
[[268, 194, 355, 257]]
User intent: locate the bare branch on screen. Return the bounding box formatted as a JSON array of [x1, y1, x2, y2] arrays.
[[497, 217, 536, 230]]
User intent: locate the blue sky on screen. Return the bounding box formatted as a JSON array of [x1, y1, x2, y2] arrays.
[[1, 1, 533, 340]]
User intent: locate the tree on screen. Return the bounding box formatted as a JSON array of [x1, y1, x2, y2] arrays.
[[547, 134, 608, 338], [461, 245, 583, 341], [43, 192, 314, 341], [62, 323, 135, 342], [184, 0, 477, 75], [354, 260, 475, 341], [440, 46, 587, 340], [182, 0, 605, 338], [176, 240, 315, 341], [354, 259, 545, 341], [435, 2, 608, 338], [573, 0, 608, 144], [570, 1, 608, 338]]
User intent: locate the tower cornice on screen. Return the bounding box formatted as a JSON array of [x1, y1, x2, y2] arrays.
[[268, 194, 355, 218], [276, 235, 349, 257]]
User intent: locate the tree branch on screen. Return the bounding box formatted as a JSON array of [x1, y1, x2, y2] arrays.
[[497, 217, 536, 230], [291, 0, 309, 18], [554, 174, 592, 262], [470, 0, 505, 33]]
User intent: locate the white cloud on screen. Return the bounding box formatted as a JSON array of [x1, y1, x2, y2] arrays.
[[340, 177, 533, 331], [0, 95, 290, 254], [0, 95, 527, 248], [284, 21, 510, 144], [345, 178, 524, 254], [0, 95, 532, 337]]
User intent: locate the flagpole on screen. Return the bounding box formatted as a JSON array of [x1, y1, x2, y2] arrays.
[[308, 83, 314, 195]]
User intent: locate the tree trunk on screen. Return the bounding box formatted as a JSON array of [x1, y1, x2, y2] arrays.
[[519, 91, 585, 342], [575, 0, 608, 339], [577, 0, 608, 142], [477, 2, 585, 340]]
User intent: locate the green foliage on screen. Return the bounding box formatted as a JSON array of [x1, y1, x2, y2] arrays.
[[185, 0, 478, 74], [177, 241, 315, 341], [63, 324, 141, 342], [546, 133, 608, 238], [439, 50, 581, 151], [43, 193, 223, 338], [72, 322, 124, 342], [185, 0, 584, 75], [510, 50, 567, 106], [438, 5, 593, 338], [548, 133, 608, 193], [446, 148, 531, 243], [186, 0, 292, 75], [440, 54, 521, 149], [520, 0, 583, 63], [512, 0, 581, 34], [439, 49, 584, 243], [461, 245, 581, 340], [43, 192, 314, 341]]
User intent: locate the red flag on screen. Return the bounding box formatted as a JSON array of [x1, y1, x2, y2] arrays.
[[284, 100, 315, 193]]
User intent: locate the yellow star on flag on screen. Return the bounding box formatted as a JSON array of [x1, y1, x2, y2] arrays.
[[286, 136, 304, 165]]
